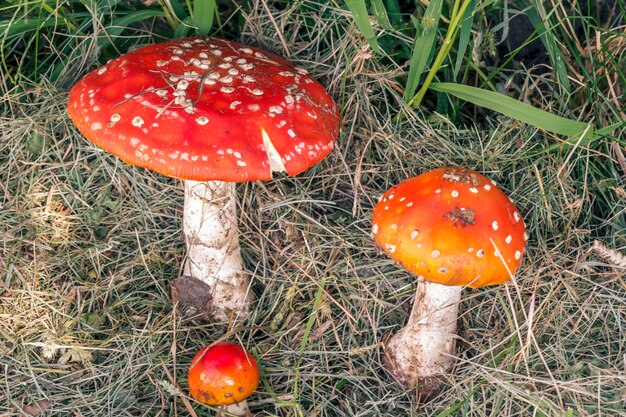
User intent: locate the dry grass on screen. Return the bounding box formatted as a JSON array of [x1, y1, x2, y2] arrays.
[[2, 2, 626, 416]]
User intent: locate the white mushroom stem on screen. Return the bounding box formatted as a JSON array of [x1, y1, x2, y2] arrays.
[[219, 401, 250, 417], [384, 278, 462, 398], [183, 180, 251, 321]]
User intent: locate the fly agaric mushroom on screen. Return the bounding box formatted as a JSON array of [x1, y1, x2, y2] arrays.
[[372, 167, 526, 398], [188, 341, 260, 416], [67, 38, 340, 321]]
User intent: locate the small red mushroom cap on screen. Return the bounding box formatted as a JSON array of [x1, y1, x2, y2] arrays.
[[187, 341, 260, 407], [67, 38, 340, 182], [372, 167, 527, 288]]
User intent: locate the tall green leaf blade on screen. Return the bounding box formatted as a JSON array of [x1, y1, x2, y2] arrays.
[[191, 0, 215, 35], [345, 0, 382, 54], [526, 3, 570, 93], [430, 82, 591, 137], [402, 0, 443, 102], [453, 0, 475, 79], [371, 0, 392, 30]]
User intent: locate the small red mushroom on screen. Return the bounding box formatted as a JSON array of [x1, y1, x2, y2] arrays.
[[372, 167, 527, 398], [188, 341, 260, 416], [67, 38, 340, 321]]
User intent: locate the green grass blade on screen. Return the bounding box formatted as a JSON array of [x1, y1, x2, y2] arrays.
[[293, 277, 326, 401], [429, 82, 592, 136], [371, 0, 392, 30], [345, 0, 382, 54], [526, 2, 570, 93], [191, 0, 215, 35], [453, 0, 475, 79], [96, 10, 165, 49], [402, 0, 443, 102]]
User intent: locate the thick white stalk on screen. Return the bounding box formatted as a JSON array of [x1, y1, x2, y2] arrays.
[[384, 279, 462, 398], [183, 180, 251, 321]]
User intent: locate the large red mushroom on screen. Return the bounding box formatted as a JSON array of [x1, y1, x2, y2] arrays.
[[67, 38, 340, 321], [372, 167, 527, 398]]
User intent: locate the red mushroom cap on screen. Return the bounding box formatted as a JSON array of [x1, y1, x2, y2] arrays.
[[372, 167, 527, 288], [67, 38, 340, 182], [187, 341, 260, 407]]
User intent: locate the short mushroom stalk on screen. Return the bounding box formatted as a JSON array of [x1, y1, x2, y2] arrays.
[[217, 401, 251, 417], [183, 180, 250, 321], [384, 279, 461, 398]]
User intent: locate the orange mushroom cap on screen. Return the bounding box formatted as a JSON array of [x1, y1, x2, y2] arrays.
[[188, 341, 260, 407], [372, 167, 527, 288], [67, 38, 340, 182]]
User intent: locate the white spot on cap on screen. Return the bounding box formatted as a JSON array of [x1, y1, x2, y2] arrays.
[[107, 115, 119, 127], [390, 224, 398, 230], [476, 249, 485, 258], [156, 60, 168, 67], [386, 244, 396, 253], [196, 116, 209, 125], [236, 160, 247, 167], [505, 235, 512, 244], [431, 250, 441, 258], [240, 48, 253, 54], [220, 87, 235, 94], [435, 189, 442, 194], [468, 247, 474, 253], [91, 122, 103, 131], [515, 250, 522, 260], [287, 129, 296, 138], [248, 104, 260, 112], [406, 202, 414, 207], [132, 116, 144, 127], [97, 67, 107, 75], [492, 221, 499, 231], [372, 224, 379, 234], [269, 106, 284, 114], [469, 187, 478, 193], [451, 190, 459, 198], [523, 232, 528, 241], [230, 101, 242, 109], [410, 230, 419, 240], [251, 89, 264, 96], [513, 212, 521, 222], [484, 184, 492, 191]]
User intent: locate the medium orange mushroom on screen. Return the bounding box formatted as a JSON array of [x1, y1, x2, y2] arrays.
[[372, 167, 527, 398], [188, 341, 260, 416]]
